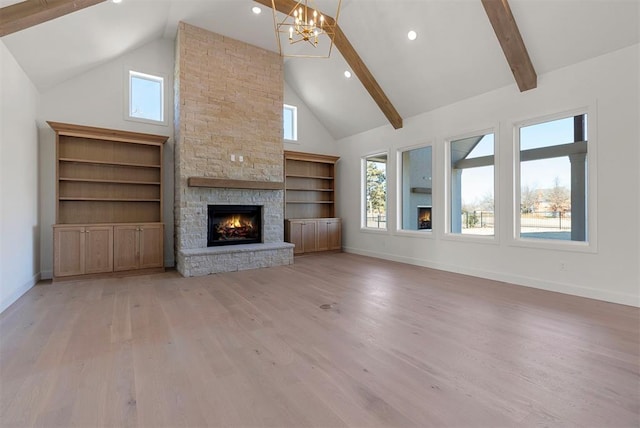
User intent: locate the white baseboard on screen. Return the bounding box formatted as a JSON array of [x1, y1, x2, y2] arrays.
[[342, 246, 639, 308], [0, 272, 40, 314]]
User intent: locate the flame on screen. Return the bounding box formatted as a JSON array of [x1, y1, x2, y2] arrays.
[[419, 212, 431, 222], [219, 215, 253, 230]]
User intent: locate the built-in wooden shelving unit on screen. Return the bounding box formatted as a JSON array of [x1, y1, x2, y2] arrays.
[[284, 150, 341, 254], [48, 121, 167, 280]]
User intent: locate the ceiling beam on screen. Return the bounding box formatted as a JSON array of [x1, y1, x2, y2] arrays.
[[0, 0, 107, 37], [256, 0, 403, 130], [481, 0, 537, 92]]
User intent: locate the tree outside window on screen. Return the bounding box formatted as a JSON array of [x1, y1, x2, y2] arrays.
[[364, 154, 387, 229]]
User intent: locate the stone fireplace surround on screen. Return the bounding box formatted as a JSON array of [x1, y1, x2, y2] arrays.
[[176, 186, 293, 277], [174, 23, 293, 277]]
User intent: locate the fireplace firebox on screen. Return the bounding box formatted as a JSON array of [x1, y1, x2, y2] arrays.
[[417, 206, 432, 230], [207, 205, 262, 247]]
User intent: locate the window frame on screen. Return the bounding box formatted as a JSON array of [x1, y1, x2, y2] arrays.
[[125, 69, 167, 126], [443, 127, 499, 244], [283, 104, 298, 141], [511, 107, 598, 253], [361, 151, 390, 232], [395, 142, 436, 239]]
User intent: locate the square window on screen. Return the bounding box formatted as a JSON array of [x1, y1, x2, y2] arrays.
[[128, 70, 164, 123], [283, 104, 297, 141]]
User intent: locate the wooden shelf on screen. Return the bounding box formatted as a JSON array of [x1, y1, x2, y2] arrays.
[[59, 178, 161, 185], [284, 150, 339, 220], [59, 197, 161, 202], [59, 158, 161, 169], [285, 174, 334, 180], [286, 188, 334, 192], [286, 201, 335, 204]]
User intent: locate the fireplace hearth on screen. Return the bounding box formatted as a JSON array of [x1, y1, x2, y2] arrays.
[[207, 205, 262, 246]]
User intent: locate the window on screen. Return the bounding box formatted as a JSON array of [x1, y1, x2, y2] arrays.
[[449, 133, 495, 236], [283, 104, 297, 141], [363, 153, 387, 229], [128, 70, 164, 123], [399, 145, 433, 232], [517, 114, 588, 242]]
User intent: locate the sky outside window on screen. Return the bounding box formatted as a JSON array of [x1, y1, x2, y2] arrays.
[[130, 72, 163, 122]]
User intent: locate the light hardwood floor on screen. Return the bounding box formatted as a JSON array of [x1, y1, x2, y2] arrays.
[[1, 253, 638, 427]]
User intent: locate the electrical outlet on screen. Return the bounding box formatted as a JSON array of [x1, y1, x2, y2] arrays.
[[559, 262, 567, 271], [231, 154, 235, 162], [239, 155, 244, 162]]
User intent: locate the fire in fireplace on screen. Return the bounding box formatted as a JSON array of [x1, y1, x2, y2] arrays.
[[207, 205, 262, 246], [417, 206, 432, 230]]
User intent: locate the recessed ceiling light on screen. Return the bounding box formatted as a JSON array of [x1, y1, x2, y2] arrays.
[[252, 6, 262, 14], [344, 70, 352, 78], [407, 30, 417, 41], [112, 0, 122, 3]]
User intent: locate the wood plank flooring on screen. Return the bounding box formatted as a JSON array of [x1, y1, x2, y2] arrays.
[[1, 252, 638, 427]]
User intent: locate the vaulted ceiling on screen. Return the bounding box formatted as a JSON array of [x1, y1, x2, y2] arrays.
[[1, 0, 639, 139]]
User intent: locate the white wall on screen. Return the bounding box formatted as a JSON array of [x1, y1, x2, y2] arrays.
[[0, 40, 40, 312], [284, 82, 338, 156], [337, 44, 640, 307], [38, 38, 176, 277]]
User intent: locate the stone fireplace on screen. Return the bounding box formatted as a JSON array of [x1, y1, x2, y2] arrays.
[[174, 22, 293, 276]]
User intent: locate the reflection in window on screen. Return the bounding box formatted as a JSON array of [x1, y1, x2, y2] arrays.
[[518, 114, 588, 242], [400, 146, 432, 231], [450, 133, 495, 236], [364, 154, 387, 229]]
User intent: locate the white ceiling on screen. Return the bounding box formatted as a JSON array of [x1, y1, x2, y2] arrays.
[[2, 0, 639, 139]]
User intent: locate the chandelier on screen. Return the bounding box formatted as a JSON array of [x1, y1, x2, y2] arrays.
[[271, 0, 341, 58]]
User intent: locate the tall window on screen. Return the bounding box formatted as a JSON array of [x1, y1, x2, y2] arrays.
[[518, 114, 588, 242], [449, 133, 495, 236], [399, 145, 433, 231], [283, 104, 297, 141], [128, 70, 164, 123], [363, 154, 387, 229]]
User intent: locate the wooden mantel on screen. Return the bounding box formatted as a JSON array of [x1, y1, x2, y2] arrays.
[[187, 177, 284, 190]]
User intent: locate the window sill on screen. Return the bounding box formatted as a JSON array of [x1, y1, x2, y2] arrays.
[[509, 236, 596, 254]]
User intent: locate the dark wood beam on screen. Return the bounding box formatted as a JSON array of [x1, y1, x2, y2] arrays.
[[0, 0, 107, 37], [481, 0, 537, 92], [256, 0, 403, 130]]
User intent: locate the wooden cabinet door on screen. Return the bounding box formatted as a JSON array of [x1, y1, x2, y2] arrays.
[[113, 225, 139, 271], [54, 226, 84, 277], [84, 226, 114, 274], [327, 219, 341, 250], [138, 224, 163, 269], [301, 221, 317, 253], [287, 220, 304, 255], [317, 220, 330, 251], [317, 219, 341, 251]]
